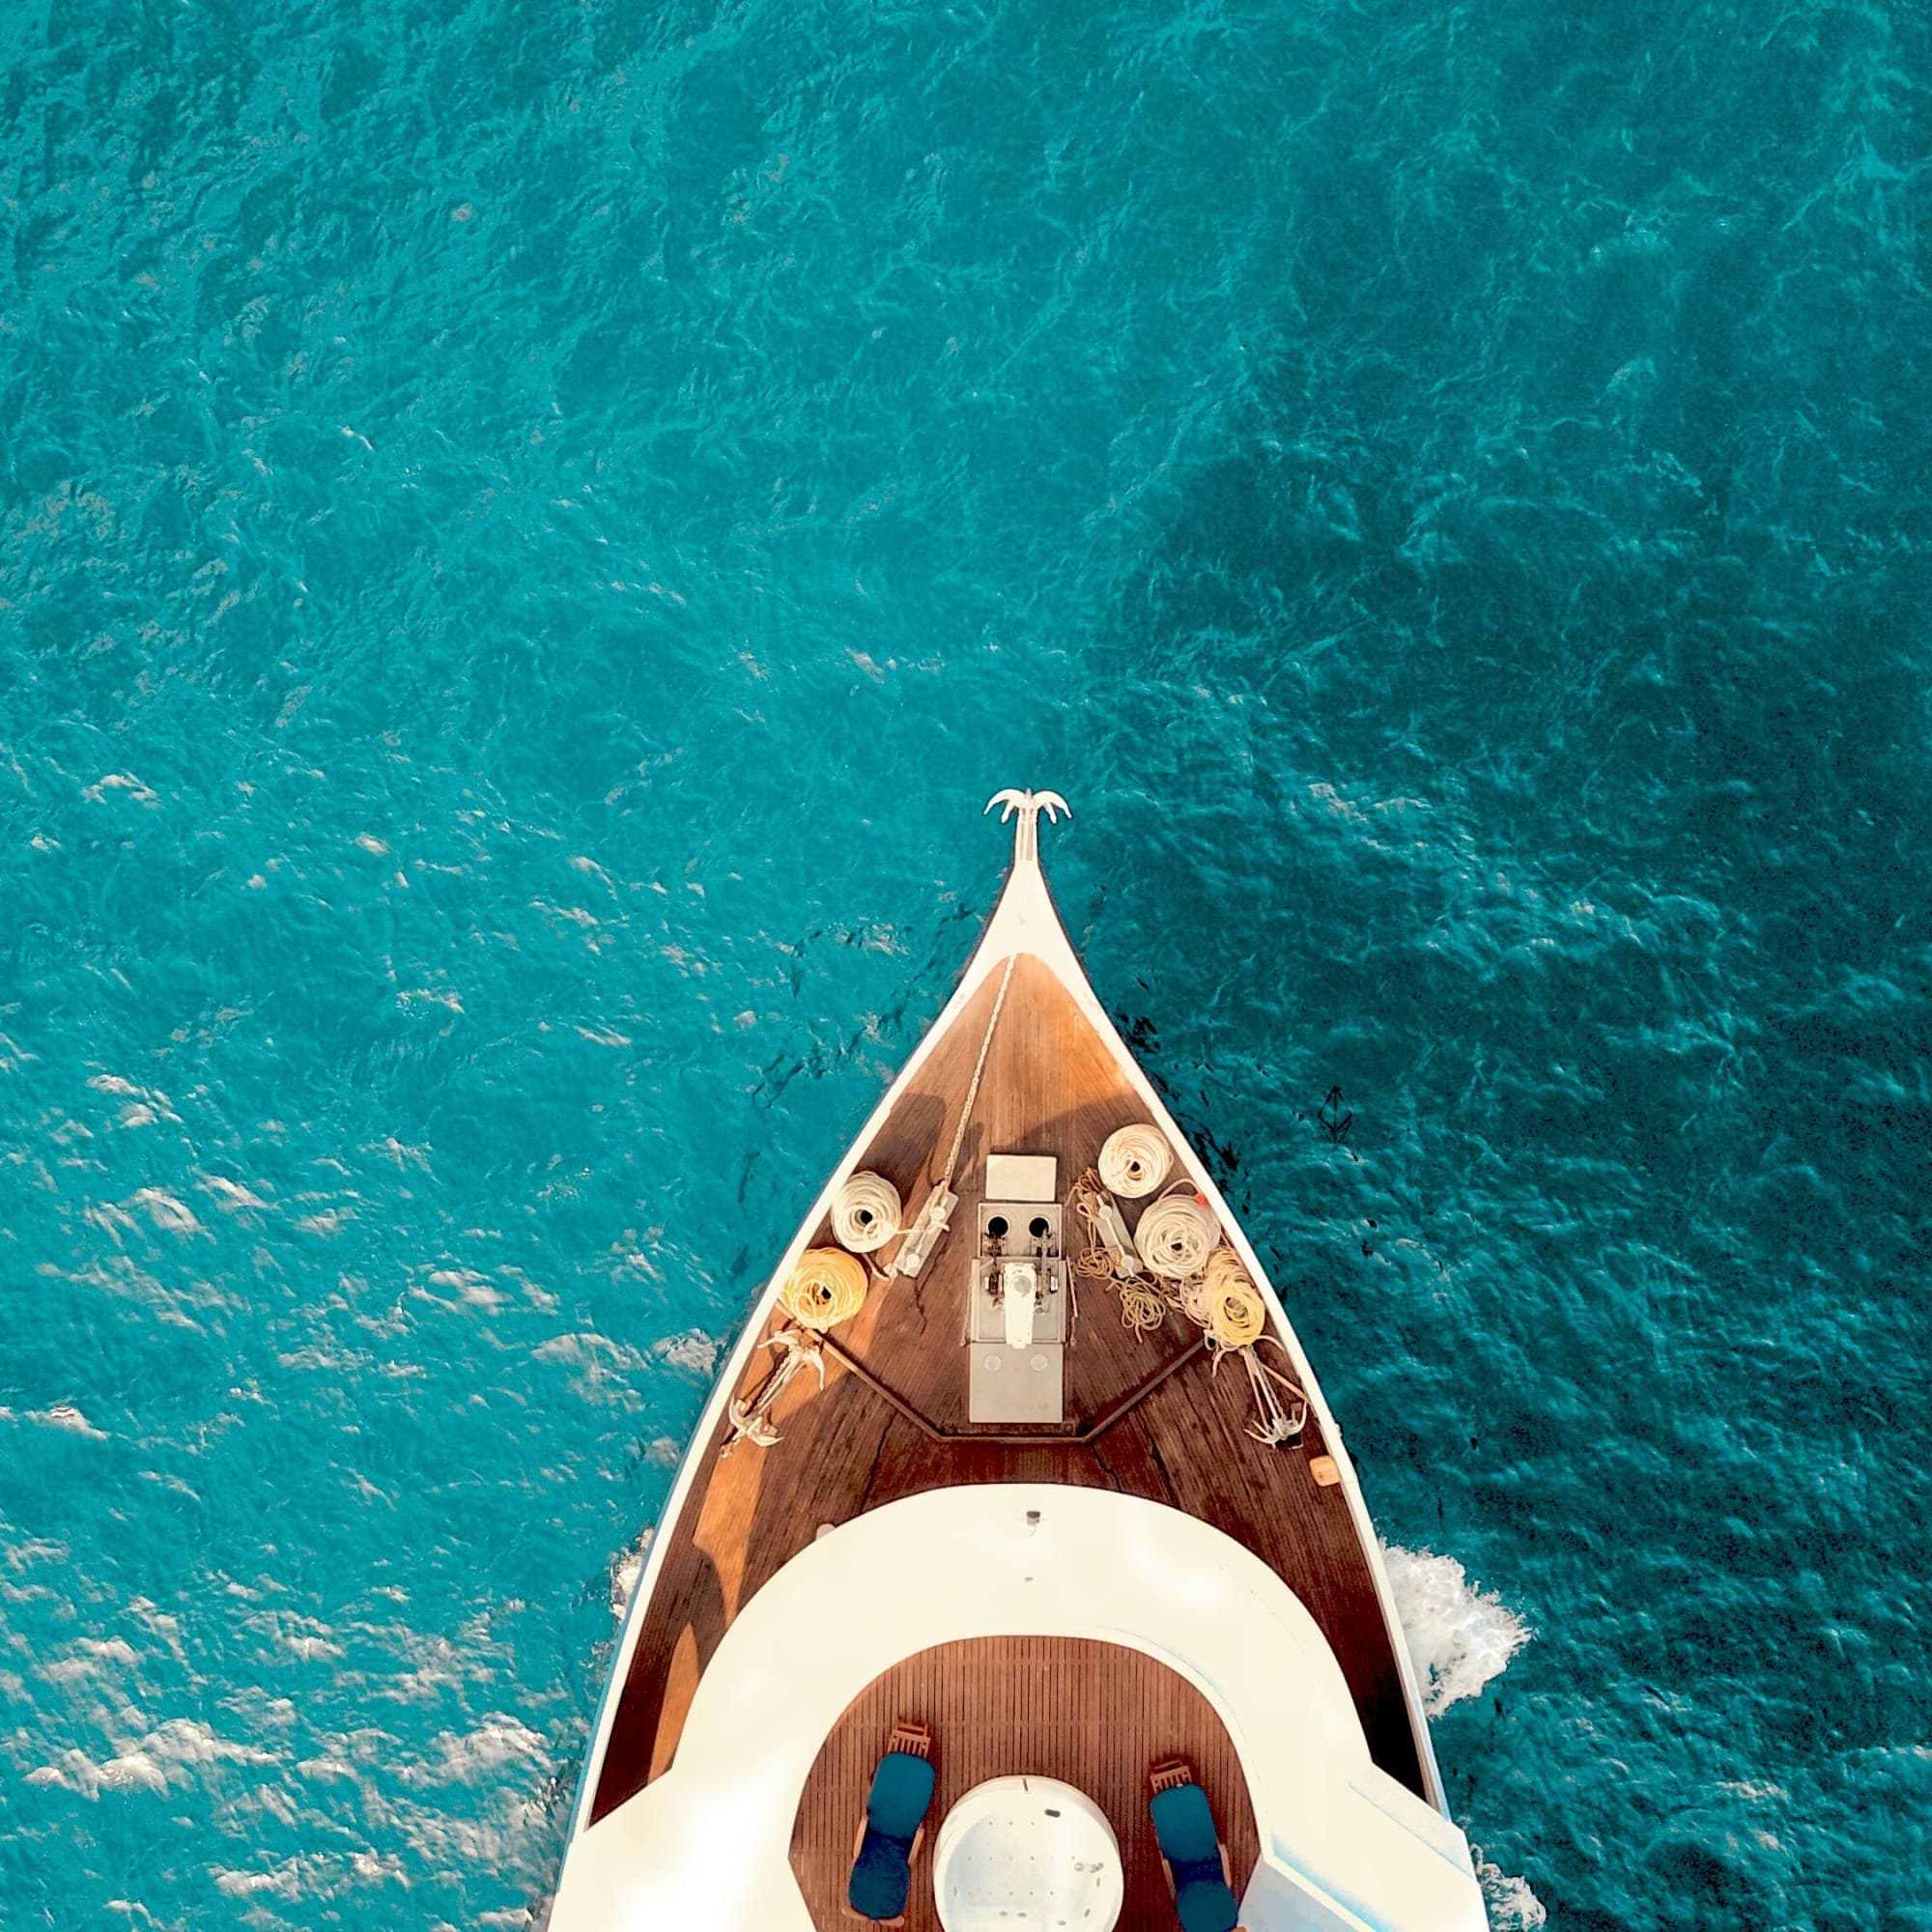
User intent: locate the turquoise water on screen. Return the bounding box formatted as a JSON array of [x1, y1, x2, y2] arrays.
[[3, 0, 1928, 1924]]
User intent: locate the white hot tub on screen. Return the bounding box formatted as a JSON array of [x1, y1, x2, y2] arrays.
[[932, 1775, 1123, 1932]]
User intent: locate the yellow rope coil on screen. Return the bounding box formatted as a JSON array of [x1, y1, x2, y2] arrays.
[[1202, 1246, 1266, 1349], [779, 1248, 868, 1330], [1098, 1122, 1172, 1198], [1135, 1189, 1219, 1280], [831, 1171, 901, 1253]]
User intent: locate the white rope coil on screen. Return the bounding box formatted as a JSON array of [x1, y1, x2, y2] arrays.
[[1135, 1190, 1220, 1280], [779, 1248, 868, 1330], [1099, 1123, 1172, 1198], [831, 1171, 901, 1253]]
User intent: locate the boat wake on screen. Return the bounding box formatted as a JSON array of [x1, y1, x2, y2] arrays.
[[610, 1530, 654, 1622], [1381, 1544, 1532, 1718], [1382, 1545, 1542, 1931], [1477, 1855, 1548, 1929]]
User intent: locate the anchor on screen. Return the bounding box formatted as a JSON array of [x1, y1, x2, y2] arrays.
[[984, 787, 1071, 866]]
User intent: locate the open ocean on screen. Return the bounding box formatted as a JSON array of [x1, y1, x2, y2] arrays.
[[3, 0, 1928, 1925]]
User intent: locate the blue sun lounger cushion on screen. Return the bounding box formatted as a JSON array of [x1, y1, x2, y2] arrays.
[[846, 1747, 937, 1921], [1150, 1779, 1240, 1932]]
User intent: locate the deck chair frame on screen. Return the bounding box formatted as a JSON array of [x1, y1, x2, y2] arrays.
[[841, 1719, 934, 1927], [1148, 1757, 1240, 1927]]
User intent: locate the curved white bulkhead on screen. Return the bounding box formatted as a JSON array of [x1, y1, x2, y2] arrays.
[[548, 1483, 1487, 1932]]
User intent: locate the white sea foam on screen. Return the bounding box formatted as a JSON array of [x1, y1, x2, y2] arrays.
[[271, 1614, 345, 1662], [43, 1634, 140, 1683], [128, 1600, 191, 1674], [1477, 1854, 1548, 1929], [199, 1174, 270, 1212], [213, 1861, 302, 1900], [28, 1718, 274, 1799], [89, 1072, 179, 1128], [43, 1403, 108, 1438], [652, 1329, 720, 1374], [83, 1201, 140, 1242], [129, 1187, 202, 1236], [0, 1403, 110, 1439], [535, 1330, 648, 1407], [82, 771, 158, 807], [1381, 1544, 1531, 1718], [399, 985, 464, 1014], [538, 1331, 640, 1365], [363, 1135, 432, 1170], [5, 1536, 67, 1569], [430, 1267, 504, 1309], [213, 1851, 400, 1902], [611, 1528, 655, 1620], [410, 1714, 549, 1784]]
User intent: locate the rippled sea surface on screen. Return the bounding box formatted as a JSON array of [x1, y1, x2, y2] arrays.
[[4, 1, 1929, 1925]]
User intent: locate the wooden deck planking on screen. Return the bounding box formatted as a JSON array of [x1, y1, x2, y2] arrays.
[[590, 949, 1428, 1826], [821, 959, 1200, 1434], [789, 1637, 1258, 1932]]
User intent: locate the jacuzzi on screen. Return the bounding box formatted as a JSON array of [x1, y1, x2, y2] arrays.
[[932, 1775, 1124, 1931]]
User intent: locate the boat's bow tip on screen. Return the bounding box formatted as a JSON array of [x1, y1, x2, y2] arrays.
[[984, 787, 1072, 867]]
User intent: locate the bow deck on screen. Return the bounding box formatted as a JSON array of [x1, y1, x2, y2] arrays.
[[590, 955, 1429, 1821], [554, 794, 1474, 1932]]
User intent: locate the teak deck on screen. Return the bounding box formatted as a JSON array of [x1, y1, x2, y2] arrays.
[[790, 1636, 1258, 1932], [589, 950, 1430, 1918]]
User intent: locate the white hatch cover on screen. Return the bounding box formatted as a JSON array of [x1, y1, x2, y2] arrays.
[[983, 1152, 1058, 1202], [933, 1775, 1122, 1932], [967, 1344, 1065, 1423]]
